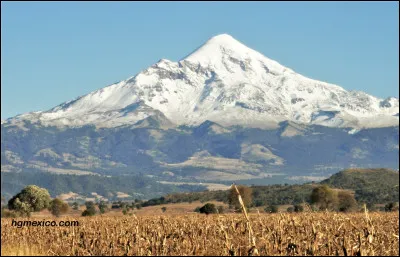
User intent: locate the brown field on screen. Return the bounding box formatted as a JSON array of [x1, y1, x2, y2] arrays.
[[1, 211, 398, 256], [27, 201, 229, 218]]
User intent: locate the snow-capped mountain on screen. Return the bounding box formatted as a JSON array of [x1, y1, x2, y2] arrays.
[[5, 34, 399, 129], [2, 35, 399, 198]]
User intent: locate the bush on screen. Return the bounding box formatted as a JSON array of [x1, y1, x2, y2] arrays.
[[1, 208, 18, 218], [49, 198, 69, 217], [287, 206, 294, 213], [82, 201, 96, 216], [265, 205, 278, 213], [294, 204, 304, 212], [161, 207, 167, 213], [310, 185, 338, 211], [199, 203, 217, 215], [194, 207, 201, 213], [337, 191, 357, 212], [385, 202, 399, 212]]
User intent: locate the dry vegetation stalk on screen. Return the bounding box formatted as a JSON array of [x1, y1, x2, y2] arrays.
[[233, 184, 259, 256], [1, 212, 398, 256]]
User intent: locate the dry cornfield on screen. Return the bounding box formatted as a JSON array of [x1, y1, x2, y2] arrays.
[[1, 212, 399, 256]]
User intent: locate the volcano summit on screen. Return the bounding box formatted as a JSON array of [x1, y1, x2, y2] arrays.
[[5, 34, 399, 130]]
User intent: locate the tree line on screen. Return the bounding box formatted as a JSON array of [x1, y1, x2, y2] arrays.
[[2, 183, 399, 218]]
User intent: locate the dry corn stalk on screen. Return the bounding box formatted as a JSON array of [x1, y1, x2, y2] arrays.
[[233, 184, 259, 256]]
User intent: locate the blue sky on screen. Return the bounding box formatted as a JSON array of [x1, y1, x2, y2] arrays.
[[1, 1, 398, 119]]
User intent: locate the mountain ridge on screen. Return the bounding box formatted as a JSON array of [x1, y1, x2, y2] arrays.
[[3, 34, 398, 129]]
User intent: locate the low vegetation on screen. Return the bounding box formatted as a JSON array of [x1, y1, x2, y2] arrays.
[[7, 185, 52, 217], [1, 168, 399, 256], [1, 212, 398, 256], [48, 198, 69, 217], [140, 168, 398, 210], [199, 203, 217, 214], [81, 201, 97, 217], [320, 168, 399, 204]]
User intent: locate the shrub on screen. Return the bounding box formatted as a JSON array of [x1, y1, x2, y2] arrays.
[[385, 202, 399, 212], [265, 205, 278, 213], [294, 204, 304, 212], [310, 185, 338, 211], [1, 208, 18, 218], [287, 206, 294, 213], [49, 198, 69, 217], [82, 201, 97, 216], [199, 203, 217, 215], [337, 191, 357, 212]]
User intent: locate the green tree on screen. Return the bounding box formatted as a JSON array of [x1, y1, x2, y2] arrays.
[[310, 185, 338, 211], [49, 198, 69, 217], [228, 185, 252, 210], [98, 200, 108, 214], [199, 203, 217, 215], [8, 185, 51, 216], [82, 201, 97, 216], [337, 191, 357, 212]]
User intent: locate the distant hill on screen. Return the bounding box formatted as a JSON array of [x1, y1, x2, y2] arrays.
[[0, 171, 206, 201], [141, 168, 399, 207], [320, 168, 399, 204]]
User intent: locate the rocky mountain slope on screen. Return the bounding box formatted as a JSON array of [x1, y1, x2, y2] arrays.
[[4, 34, 398, 129]]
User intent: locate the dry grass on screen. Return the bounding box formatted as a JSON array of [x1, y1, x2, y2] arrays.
[[1, 245, 44, 256], [1, 211, 398, 256]]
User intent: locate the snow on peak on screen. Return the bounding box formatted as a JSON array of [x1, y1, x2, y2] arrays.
[[197, 33, 247, 51], [183, 33, 290, 76], [208, 33, 236, 41], [5, 34, 399, 129]]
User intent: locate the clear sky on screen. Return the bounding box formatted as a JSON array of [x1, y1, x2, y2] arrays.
[[1, 1, 399, 119]]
